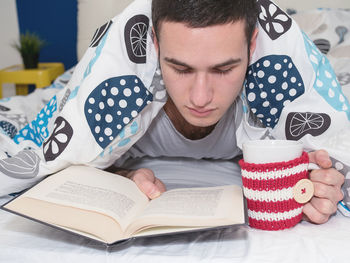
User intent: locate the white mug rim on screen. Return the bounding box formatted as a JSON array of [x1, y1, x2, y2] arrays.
[[242, 140, 303, 164], [243, 140, 302, 148]]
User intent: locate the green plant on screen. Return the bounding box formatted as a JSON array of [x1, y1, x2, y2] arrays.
[[12, 31, 46, 69]]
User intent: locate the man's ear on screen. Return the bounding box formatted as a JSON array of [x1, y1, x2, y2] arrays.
[[152, 27, 159, 54], [249, 28, 259, 60]]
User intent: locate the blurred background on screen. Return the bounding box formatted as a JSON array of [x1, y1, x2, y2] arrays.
[[0, 0, 77, 71], [0, 0, 349, 98]]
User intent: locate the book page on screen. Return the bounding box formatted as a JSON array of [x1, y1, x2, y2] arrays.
[[126, 185, 244, 236], [14, 165, 149, 230], [5, 197, 123, 244]]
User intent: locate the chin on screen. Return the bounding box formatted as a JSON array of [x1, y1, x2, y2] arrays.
[[185, 116, 219, 128]]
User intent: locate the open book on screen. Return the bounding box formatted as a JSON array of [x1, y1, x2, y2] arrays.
[[1, 165, 245, 245]]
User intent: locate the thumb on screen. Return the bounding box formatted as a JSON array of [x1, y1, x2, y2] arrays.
[[131, 168, 162, 199], [308, 150, 332, 169]]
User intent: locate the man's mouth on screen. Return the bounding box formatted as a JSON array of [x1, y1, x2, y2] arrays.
[[188, 107, 214, 117]]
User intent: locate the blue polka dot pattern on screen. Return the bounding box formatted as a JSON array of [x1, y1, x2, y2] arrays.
[[85, 75, 152, 149], [245, 55, 305, 128], [302, 32, 350, 120], [98, 119, 140, 158], [14, 96, 57, 146]]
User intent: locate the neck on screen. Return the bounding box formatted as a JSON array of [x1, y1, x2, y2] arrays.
[[163, 98, 217, 140]]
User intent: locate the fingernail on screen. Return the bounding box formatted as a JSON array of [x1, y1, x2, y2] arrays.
[[150, 190, 161, 199], [321, 158, 332, 167]]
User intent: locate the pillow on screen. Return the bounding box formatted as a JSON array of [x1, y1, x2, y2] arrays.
[[274, 0, 350, 12], [77, 0, 133, 60]]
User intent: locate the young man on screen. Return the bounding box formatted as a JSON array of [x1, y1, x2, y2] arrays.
[[109, 0, 344, 225]]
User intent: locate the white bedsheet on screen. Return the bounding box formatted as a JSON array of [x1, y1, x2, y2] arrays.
[[1, 157, 350, 263]]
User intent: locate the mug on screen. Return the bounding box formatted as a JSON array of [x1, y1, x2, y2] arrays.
[[239, 140, 315, 231]]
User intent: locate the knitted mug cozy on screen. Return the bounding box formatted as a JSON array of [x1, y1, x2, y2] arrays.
[[239, 151, 310, 231]]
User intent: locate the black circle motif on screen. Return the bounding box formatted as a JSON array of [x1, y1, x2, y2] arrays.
[[0, 150, 40, 179], [285, 112, 331, 140], [257, 0, 292, 40], [313, 39, 330, 55], [90, 20, 113, 47], [337, 72, 350, 86], [0, 105, 10, 111], [43, 116, 73, 162], [124, 15, 149, 64]]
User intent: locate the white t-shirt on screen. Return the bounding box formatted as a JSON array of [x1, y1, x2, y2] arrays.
[[115, 100, 243, 167]]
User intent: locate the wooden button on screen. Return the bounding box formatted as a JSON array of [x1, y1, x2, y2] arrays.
[[293, 179, 314, 204]]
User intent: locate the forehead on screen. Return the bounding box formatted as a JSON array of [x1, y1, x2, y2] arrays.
[[157, 20, 247, 41], [156, 21, 248, 62]]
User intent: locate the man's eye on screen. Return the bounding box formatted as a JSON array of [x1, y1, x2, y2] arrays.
[[213, 68, 233, 75], [173, 67, 192, 75]]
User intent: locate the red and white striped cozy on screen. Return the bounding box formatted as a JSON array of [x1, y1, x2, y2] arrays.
[[239, 151, 309, 230]]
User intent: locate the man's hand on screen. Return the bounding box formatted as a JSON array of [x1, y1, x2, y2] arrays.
[[127, 168, 166, 199], [303, 150, 344, 224]]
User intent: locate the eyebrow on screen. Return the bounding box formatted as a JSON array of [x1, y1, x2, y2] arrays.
[[163, 57, 241, 69]]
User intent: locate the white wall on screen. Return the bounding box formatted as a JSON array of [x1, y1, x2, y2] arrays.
[[0, 0, 21, 68], [0, 0, 21, 97], [77, 0, 133, 60]]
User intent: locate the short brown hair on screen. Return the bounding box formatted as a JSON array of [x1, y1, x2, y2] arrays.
[[152, 0, 259, 43]]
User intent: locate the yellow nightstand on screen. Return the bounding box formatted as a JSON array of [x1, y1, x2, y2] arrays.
[[0, 62, 65, 98]]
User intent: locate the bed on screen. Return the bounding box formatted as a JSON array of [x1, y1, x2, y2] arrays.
[[1, 157, 350, 262], [1, 0, 350, 262]]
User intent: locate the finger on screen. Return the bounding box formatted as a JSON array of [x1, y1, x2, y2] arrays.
[[132, 169, 163, 199], [312, 182, 344, 204], [133, 175, 162, 199], [302, 202, 329, 224], [131, 168, 157, 185], [309, 168, 345, 187], [308, 150, 332, 169], [135, 168, 156, 182], [154, 178, 166, 193], [310, 196, 338, 215], [135, 168, 166, 193]]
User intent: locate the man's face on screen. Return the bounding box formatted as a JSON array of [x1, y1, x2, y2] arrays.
[[154, 21, 257, 128]]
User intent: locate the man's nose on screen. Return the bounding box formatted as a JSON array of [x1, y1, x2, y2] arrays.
[[189, 72, 213, 107]]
